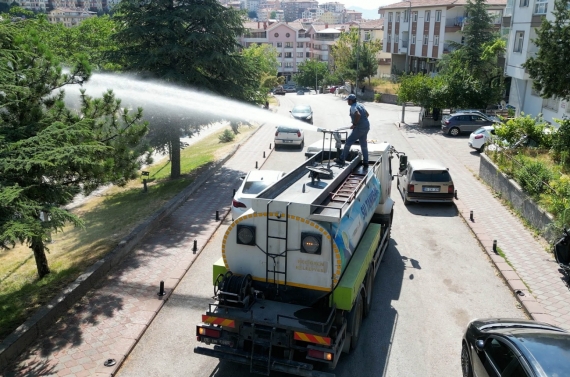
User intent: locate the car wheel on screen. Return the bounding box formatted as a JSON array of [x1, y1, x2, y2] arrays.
[[461, 342, 473, 377], [449, 127, 460, 136], [477, 144, 486, 153]]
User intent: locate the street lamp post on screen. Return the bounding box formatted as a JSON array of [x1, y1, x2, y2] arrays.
[[355, 23, 360, 97], [315, 60, 318, 94], [401, 0, 412, 124]]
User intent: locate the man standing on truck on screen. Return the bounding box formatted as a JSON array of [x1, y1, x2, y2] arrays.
[[336, 94, 370, 167]]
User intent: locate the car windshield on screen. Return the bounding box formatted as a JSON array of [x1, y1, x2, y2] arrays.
[[515, 333, 570, 377], [243, 181, 272, 195], [277, 126, 299, 133], [292, 106, 311, 113], [412, 170, 451, 182]]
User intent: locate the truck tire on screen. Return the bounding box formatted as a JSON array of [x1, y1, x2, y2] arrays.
[[346, 292, 363, 352], [363, 268, 374, 318]]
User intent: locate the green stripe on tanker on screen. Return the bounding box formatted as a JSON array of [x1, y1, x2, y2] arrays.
[[213, 258, 227, 285], [332, 223, 381, 310]]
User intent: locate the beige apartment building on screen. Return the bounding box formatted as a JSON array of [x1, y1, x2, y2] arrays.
[[379, 0, 505, 74], [47, 7, 95, 26], [360, 18, 392, 77]]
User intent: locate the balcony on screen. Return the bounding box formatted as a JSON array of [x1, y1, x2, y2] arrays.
[[443, 44, 459, 54], [445, 17, 465, 32], [314, 35, 338, 41]]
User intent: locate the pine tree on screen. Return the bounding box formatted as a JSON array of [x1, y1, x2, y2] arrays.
[[0, 23, 149, 279]]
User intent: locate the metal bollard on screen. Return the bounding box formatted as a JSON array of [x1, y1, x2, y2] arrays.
[[143, 179, 148, 193], [470, 210, 474, 222], [269, 143, 272, 150], [216, 210, 220, 221], [157, 281, 166, 297], [493, 240, 498, 253], [255, 161, 258, 169], [193, 240, 197, 254], [263, 151, 266, 158], [454, 190, 458, 200]]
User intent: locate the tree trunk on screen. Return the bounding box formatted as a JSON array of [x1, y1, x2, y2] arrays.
[[170, 135, 181, 179], [31, 237, 51, 279]]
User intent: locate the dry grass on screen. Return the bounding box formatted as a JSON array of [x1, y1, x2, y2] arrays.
[[369, 78, 400, 95], [0, 124, 258, 340]]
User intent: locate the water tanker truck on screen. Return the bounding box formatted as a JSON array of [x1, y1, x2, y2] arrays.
[[194, 129, 405, 376]]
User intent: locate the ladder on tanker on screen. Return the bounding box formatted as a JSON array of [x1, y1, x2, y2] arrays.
[[330, 172, 367, 204], [249, 325, 274, 375], [265, 201, 290, 291]]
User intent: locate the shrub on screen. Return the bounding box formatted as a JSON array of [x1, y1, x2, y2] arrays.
[[513, 157, 553, 197], [494, 114, 553, 149], [374, 93, 382, 103], [219, 129, 235, 143], [545, 175, 570, 220], [552, 118, 570, 164]]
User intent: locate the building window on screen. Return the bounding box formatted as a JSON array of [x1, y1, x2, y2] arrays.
[[297, 42, 304, 48], [534, 0, 547, 14], [404, 9, 410, 22], [297, 52, 303, 58], [543, 96, 560, 110], [434, 35, 439, 46], [412, 11, 418, 22], [306, 52, 310, 57], [514, 31, 524, 52], [387, 34, 391, 43], [395, 34, 399, 43], [411, 34, 416, 44], [278, 52, 282, 57], [396, 12, 400, 22], [278, 62, 282, 67], [286, 33, 290, 37], [285, 52, 292, 58], [435, 10, 441, 22], [425, 10, 430, 22], [285, 62, 293, 68], [365, 31, 371, 41], [274, 33, 279, 37], [388, 12, 393, 22], [306, 42, 310, 47], [285, 42, 293, 48], [520, 0, 529, 6], [423, 34, 428, 45], [277, 42, 282, 47]]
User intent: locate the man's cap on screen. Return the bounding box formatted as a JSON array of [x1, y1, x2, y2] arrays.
[[347, 94, 356, 101]]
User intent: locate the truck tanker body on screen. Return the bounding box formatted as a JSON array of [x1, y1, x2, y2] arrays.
[[194, 130, 402, 376]]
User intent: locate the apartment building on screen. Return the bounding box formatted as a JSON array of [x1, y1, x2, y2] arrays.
[[360, 18, 392, 77], [301, 7, 324, 20], [379, 0, 505, 74], [319, 1, 345, 13], [280, 0, 318, 22], [241, 21, 312, 82], [341, 9, 363, 22], [503, 0, 567, 123], [306, 23, 344, 64], [318, 11, 342, 24], [15, 0, 48, 11], [47, 7, 95, 26]]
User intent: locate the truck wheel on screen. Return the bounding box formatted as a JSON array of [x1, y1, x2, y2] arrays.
[[363, 269, 374, 318], [347, 292, 363, 352]]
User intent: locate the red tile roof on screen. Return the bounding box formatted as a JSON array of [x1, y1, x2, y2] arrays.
[[379, 0, 506, 10]]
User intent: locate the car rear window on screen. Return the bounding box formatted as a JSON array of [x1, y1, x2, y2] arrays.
[[474, 128, 488, 134], [293, 105, 311, 112], [243, 181, 272, 194], [277, 126, 299, 133], [412, 170, 451, 182]]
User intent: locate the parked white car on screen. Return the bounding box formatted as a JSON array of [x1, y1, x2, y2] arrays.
[[274, 126, 304, 149], [231, 170, 286, 220], [468, 126, 495, 152]]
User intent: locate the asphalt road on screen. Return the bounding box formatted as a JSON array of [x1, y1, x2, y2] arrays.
[[117, 93, 526, 377]]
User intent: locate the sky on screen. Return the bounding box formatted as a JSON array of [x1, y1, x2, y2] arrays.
[[317, 0, 395, 10]]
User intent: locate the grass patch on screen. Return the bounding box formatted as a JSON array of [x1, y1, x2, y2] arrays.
[[0, 124, 258, 341], [369, 78, 399, 95]]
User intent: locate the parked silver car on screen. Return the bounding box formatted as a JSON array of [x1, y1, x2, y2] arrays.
[[442, 113, 495, 136], [397, 159, 455, 205]]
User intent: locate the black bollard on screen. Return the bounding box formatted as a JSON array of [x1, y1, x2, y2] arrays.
[[157, 281, 166, 297], [470, 210, 474, 222], [216, 210, 220, 221], [454, 190, 458, 200], [493, 240, 497, 253], [193, 240, 197, 254], [263, 151, 266, 158], [143, 179, 148, 193], [255, 161, 258, 169], [269, 143, 272, 150]]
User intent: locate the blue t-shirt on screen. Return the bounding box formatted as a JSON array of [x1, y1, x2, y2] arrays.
[[350, 103, 370, 129]]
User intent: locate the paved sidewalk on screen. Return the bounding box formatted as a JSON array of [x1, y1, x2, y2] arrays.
[[2, 124, 276, 377], [398, 123, 570, 330]]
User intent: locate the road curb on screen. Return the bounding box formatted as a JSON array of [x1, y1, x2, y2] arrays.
[[454, 197, 556, 325], [0, 126, 265, 372]]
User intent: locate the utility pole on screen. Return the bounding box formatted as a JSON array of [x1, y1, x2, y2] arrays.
[[315, 60, 318, 94], [355, 23, 360, 97]]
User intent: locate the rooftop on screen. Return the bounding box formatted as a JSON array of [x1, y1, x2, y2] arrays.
[[379, 0, 506, 10]]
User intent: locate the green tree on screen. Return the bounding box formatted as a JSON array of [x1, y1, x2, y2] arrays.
[[110, 0, 259, 179], [242, 43, 283, 96], [523, 0, 570, 100], [248, 10, 257, 19], [330, 28, 381, 86], [461, 0, 495, 75], [294, 59, 328, 92], [397, 73, 448, 109], [0, 24, 149, 279], [270, 11, 276, 19]]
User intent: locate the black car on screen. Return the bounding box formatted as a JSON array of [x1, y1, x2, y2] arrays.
[[290, 104, 313, 124], [462, 318, 570, 377]]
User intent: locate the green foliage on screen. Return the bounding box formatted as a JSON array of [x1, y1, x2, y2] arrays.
[[552, 118, 570, 164], [397, 73, 447, 109], [513, 157, 552, 197], [270, 11, 276, 19], [294, 59, 328, 89], [545, 175, 570, 220], [219, 129, 235, 143], [8, 6, 35, 18], [0, 22, 149, 278], [374, 93, 382, 103], [330, 28, 381, 85], [241, 43, 279, 96], [462, 0, 495, 73], [494, 114, 553, 148], [523, 0, 570, 100], [248, 10, 257, 19]]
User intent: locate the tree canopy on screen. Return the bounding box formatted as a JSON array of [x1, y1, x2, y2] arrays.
[[294, 59, 328, 91], [523, 0, 570, 101], [0, 22, 149, 279], [330, 28, 382, 85], [109, 0, 260, 178]]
